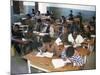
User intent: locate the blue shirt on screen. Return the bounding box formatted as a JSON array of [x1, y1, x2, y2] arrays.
[[61, 50, 84, 66]]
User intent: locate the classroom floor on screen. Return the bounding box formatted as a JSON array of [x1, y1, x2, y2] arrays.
[[11, 51, 96, 74]]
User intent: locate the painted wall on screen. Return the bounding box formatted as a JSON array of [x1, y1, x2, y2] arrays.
[[11, 2, 96, 23], [47, 7, 95, 21]]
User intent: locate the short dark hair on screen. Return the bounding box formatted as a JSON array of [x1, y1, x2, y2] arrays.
[[42, 35, 51, 43], [26, 14, 31, 18], [14, 24, 20, 29], [37, 19, 42, 23], [65, 46, 75, 57]]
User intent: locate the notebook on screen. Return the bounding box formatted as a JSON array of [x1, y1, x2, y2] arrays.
[[36, 52, 53, 58], [55, 37, 62, 45], [52, 58, 71, 68], [52, 59, 66, 68]]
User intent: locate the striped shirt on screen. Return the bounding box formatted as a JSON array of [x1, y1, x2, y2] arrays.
[[61, 50, 84, 66], [69, 55, 84, 66]]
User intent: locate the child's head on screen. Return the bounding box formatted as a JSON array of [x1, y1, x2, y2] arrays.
[[65, 46, 75, 57], [13, 24, 20, 32], [37, 19, 42, 23], [72, 30, 78, 39], [43, 35, 51, 43], [26, 14, 31, 19]]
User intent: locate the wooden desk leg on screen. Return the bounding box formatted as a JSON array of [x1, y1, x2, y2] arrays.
[[83, 56, 87, 64], [27, 60, 31, 73], [88, 44, 94, 52]]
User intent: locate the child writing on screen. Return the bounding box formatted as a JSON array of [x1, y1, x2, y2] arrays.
[[61, 46, 84, 66]]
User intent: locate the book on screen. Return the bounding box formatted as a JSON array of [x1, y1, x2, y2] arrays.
[[52, 58, 71, 68], [36, 52, 53, 58]]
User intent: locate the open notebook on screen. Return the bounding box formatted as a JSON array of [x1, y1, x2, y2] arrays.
[[52, 58, 71, 68], [36, 52, 54, 58]]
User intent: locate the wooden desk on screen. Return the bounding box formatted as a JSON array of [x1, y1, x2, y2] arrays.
[[82, 39, 95, 45], [23, 52, 80, 73], [76, 48, 90, 56], [82, 39, 95, 52]]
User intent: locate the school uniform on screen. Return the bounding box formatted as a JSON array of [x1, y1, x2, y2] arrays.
[[12, 29, 24, 55], [61, 49, 84, 66], [68, 33, 84, 47]]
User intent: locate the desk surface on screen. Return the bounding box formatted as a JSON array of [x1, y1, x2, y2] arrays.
[[23, 52, 80, 72], [23, 47, 90, 72], [76, 48, 90, 56]]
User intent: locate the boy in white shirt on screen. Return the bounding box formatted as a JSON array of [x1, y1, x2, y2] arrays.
[[68, 29, 84, 47]]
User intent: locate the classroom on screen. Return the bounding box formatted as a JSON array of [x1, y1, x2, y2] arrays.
[[11, 0, 96, 74]]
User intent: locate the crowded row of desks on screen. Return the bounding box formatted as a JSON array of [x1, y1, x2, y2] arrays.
[[11, 12, 95, 73]]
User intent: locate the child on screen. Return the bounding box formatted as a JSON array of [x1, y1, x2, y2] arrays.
[[61, 46, 84, 66], [39, 35, 52, 52], [11, 24, 24, 55], [68, 29, 84, 48]]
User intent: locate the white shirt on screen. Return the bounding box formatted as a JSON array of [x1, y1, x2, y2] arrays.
[[68, 33, 84, 47], [50, 26, 54, 37]]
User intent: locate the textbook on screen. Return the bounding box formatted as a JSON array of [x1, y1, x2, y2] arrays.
[[52, 58, 71, 68], [36, 52, 54, 58]]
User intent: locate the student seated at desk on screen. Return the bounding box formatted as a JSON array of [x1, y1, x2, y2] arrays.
[[70, 21, 80, 33], [23, 30, 38, 54], [39, 35, 52, 52], [61, 46, 84, 66], [50, 37, 64, 57], [68, 10, 74, 20], [34, 10, 41, 20], [60, 16, 66, 24], [32, 9, 35, 17], [35, 19, 43, 32], [76, 12, 83, 28], [45, 10, 51, 16], [59, 26, 69, 45], [25, 14, 35, 31], [41, 19, 51, 33], [49, 19, 55, 38], [89, 16, 95, 27], [68, 29, 84, 48], [89, 24, 95, 35], [82, 25, 95, 52], [82, 25, 91, 39], [11, 24, 24, 55]]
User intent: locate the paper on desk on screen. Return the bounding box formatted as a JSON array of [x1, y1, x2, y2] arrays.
[[14, 22, 21, 25], [52, 59, 66, 68], [65, 58, 72, 64], [55, 37, 62, 45], [43, 52, 53, 58], [39, 33, 45, 36], [36, 52, 44, 57], [91, 35, 96, 38], [33, 31, 39, 34], [22, 18, 26, 20], [36, 52, 53, 58], [22, 38, 27, 41]]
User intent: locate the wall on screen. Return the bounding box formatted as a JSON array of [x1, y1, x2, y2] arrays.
[[11, 1, 35, 23], [47, 7, 95, 21], [11, 1, 96, 23]]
